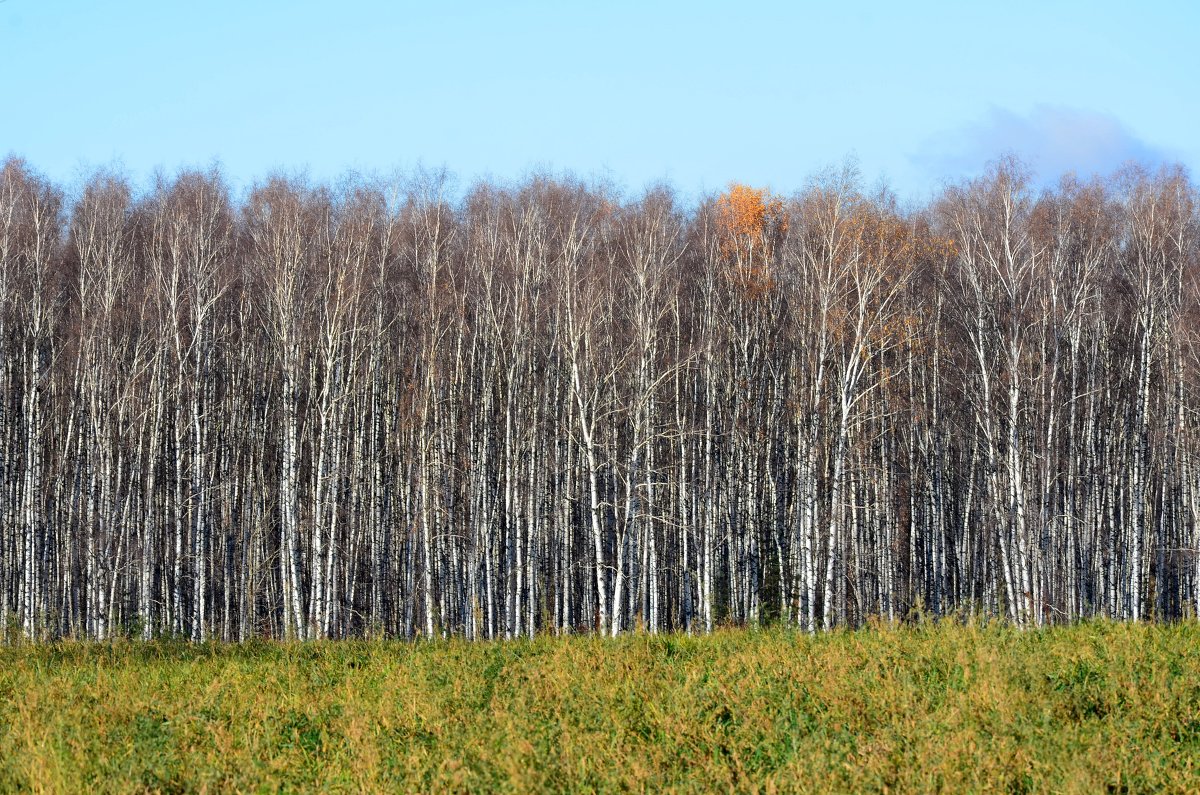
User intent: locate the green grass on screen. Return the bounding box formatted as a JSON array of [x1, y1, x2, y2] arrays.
[[2, 621, 1199, 792]]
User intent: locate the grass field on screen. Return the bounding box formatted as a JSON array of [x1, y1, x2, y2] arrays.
[[1, 621, 1198, 793]]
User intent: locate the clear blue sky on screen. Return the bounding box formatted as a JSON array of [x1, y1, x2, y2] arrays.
[[2, 1, 1196, 204]]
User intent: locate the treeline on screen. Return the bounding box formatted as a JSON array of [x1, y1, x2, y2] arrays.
[[0, 155, 1197, 641]]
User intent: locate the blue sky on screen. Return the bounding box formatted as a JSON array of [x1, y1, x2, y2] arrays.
[[2, 1, 1196, 204]]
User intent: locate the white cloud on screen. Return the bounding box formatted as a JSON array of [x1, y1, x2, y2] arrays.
[[913, 105, 1174, 185]]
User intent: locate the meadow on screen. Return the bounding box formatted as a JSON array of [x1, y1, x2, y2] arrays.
[[1, 621, 1198, 793]]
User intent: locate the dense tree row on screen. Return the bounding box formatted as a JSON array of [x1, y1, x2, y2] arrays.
[[0, 155, 1197, 640]]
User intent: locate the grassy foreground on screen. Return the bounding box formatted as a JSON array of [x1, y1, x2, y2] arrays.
[[1, 622, 1199, 793]]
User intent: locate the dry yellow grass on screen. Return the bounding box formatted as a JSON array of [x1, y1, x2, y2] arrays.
[[1, 621, 1197, 792]]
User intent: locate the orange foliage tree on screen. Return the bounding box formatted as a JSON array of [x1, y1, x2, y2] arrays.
[[715, 183, 787, 299]]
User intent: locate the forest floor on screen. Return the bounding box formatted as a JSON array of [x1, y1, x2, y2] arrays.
[[1, 621, 1198, 793]]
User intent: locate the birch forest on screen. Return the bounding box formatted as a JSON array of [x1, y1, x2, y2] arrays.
[[1, 154, 1198, 642]]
